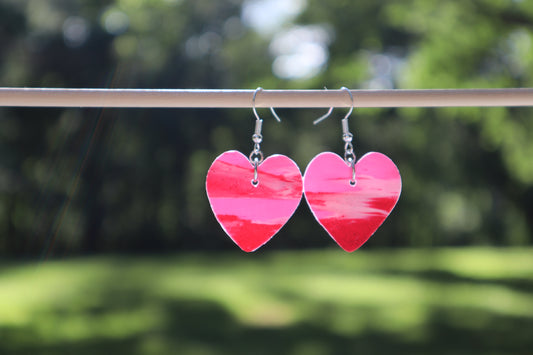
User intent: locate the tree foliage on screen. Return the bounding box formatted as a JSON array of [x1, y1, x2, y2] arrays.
[[1, 0, 532, 255]]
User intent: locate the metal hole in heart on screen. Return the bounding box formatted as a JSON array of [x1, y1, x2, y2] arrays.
[[251, 179, 259, 187], [349, 180, 357, 187]]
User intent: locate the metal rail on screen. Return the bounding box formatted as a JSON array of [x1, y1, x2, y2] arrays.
[[0, 87, 532, 108]]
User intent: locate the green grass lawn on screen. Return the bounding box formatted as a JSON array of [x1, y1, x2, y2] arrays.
[[1, 247, 533, 354]]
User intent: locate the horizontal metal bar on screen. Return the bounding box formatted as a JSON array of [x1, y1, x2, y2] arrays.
[[0, 87, 532, 108]]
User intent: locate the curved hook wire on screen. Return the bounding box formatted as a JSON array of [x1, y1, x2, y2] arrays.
[[313, 87, 354, 125], [253, 87, 334, 123], [252, 87, 281, 122], [313, 106, 334, 124], [341, 86, 354, 121]]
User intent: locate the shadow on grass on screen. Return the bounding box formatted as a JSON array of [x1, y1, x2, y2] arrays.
[[380, 268, 533, 294], [2, 251, 533, 355], [2, 296, 533, 355]]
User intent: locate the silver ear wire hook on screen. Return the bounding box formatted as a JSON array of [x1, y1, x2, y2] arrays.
[[339, 87, 356, 185], [258, 87, 333, 124], [313, 106, 334, 125], [308, 87, 334, 125], [340, 86, 354, 145], [250, 87, 281, 186], [252, 87, 281, 123], [341, 86, 354, 121], [313, 87, 357, 185], [313, 87, 353, 125], [254, 87, 333, 124]]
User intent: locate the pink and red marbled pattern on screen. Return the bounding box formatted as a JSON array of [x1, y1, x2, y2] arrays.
[[304, 152, 401, 252], [206, 150, 303, 252]]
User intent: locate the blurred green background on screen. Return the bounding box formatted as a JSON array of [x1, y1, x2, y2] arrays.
[[1, 0, 533, 353]]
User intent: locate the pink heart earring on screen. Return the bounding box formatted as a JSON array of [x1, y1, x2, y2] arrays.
[[206, 88, 303, 252], [303, 87, 402, 252]]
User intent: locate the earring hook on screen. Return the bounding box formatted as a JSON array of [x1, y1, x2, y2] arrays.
[[338, 87, 356, 185], [266, 86, 333, 124], [311, 87, 356, 184], [313, 87, 354, 125], [341, 86, 354, 121], [310, 86, 334, 124], [250, 87, 279, 185], [252, 87, 281, 122], [253, 87, 333, 124], [313, 106, 334, 124]]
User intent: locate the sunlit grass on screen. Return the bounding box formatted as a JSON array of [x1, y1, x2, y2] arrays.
[[1, 247, 532, 354]]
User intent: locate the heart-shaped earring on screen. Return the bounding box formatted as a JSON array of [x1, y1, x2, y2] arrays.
[[303, 88, 402, 252], [206, 88, 303, 252]]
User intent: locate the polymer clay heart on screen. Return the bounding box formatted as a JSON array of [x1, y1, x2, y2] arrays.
[[206, 150, 303, 252], [304, 152, 401, 252]]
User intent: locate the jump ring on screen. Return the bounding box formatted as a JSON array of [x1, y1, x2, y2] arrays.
[[249, 150, 264, 165]]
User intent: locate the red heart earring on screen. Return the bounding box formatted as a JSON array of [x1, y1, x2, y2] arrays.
[[206, 88, 303, 252], [303, 87, 402, 252]]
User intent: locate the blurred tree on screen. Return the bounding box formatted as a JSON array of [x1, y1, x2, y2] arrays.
[[0, 0, 532, 256], [295, 0, 533, 246]]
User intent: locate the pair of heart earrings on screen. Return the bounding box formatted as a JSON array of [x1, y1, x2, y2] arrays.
[[206, 87, 402, 252]]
